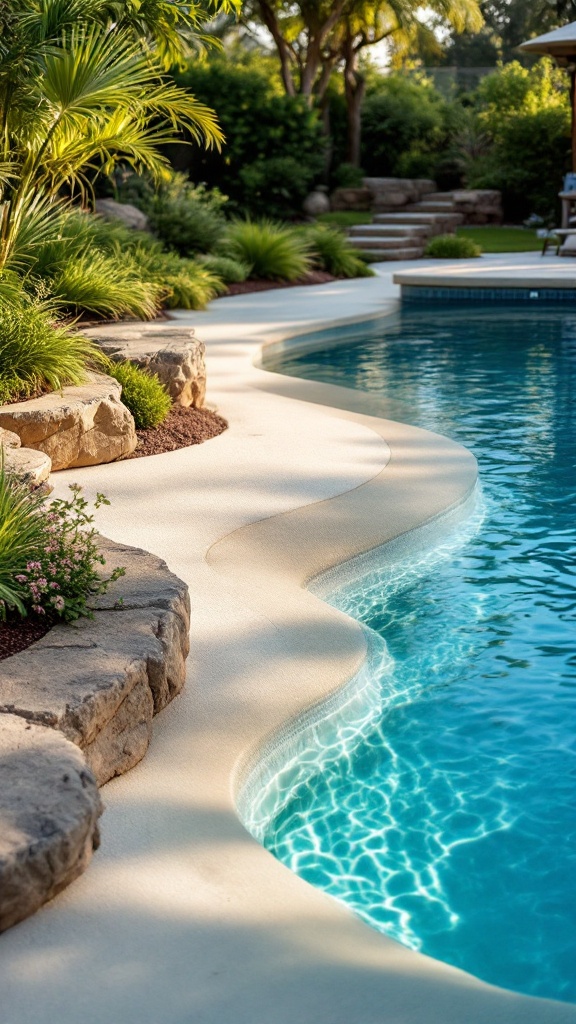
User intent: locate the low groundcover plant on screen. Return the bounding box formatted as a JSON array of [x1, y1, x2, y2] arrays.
[[0, 467, 125, 624]]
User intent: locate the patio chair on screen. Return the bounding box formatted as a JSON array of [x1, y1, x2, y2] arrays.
[[541, 224, 576, 256]]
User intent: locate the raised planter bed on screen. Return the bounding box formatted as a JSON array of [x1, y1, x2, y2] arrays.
[[0, 537, 190, 932]]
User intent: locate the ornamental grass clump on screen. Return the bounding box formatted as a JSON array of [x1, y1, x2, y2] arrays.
[[305, 224, 374, 278], [106, 361, 172, 428], [50, 251, 165, 320], [128, 245, 227, 309], [0, 470, 124, 622], [0, 297, 102, 403], [221, 219, 313, 281], [197, 254, 251, 283]]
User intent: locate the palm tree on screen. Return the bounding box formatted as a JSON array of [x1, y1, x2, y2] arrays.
[[0, 0, 238, 284], [339, 0, 484, 166]]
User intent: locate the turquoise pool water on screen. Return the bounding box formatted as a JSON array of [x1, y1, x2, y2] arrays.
[[261, 306, 576, 1003]]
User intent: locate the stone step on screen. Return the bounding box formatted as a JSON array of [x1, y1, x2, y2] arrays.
[[374, 211, 463, 227], [351, 245, 425, 261], [423, 191, 456, 201], [349, 223, 429, 238], [349, 235, 423, 251], [407, 201, 456, 213]]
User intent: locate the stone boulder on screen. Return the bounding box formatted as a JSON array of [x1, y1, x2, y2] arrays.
[[0, 372, 137, 471], [0, 426, 20, 450], [4, 446, 52, 491], [330, 187, 372, 212], [95, 198, 149, 232], [0, 714, 102, 933], [303, 189, 330, 217], [83, 325, 206, 408], [1, 427, 52, 492], [0, 538, 190, 786]]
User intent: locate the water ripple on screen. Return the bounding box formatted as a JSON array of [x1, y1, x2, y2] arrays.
[[259, 306, 576, 1004]]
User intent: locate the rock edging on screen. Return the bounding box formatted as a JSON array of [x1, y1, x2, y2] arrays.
[[82, 325, 207, 408], [0, 537, 190, 932], [1, 426, 52, 492], [0, 371, 137, 471]]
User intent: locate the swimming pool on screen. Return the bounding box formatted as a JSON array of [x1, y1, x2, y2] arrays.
[[258, 306, 576, 1004]]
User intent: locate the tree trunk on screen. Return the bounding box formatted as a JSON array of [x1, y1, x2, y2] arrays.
[[254, 0, 297, 96], [344, 43, 366, 167]]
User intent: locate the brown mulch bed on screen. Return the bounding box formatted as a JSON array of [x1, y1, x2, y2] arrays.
[[223, 270, 337, 297], [0, 616, 52, 661], [129, 404, 228, 458]]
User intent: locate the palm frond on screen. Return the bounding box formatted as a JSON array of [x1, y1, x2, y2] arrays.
[[0, 190, 68, 276]]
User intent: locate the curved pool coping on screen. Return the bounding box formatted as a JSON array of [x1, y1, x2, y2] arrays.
[[2, 267, 574, 1024]]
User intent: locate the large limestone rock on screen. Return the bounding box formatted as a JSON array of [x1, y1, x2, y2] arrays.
[[0, 714, 102, 933], [0, 372, 137, 471], [4, 446, 52, 491], [1, 426, 52, 491], [95, 198, 149, 232], [0, 426, 20, 449], [0, 538, 190, 786], [83, 325, 206, 408]]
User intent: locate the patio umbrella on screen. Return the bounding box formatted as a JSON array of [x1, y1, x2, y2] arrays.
[[520, 21, 576, 170]]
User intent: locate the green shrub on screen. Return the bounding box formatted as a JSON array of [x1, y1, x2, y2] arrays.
[[221, 220, 313, 281], [424, 235, 481, 258], [173, 54, 325, 217], [361, 74, 448, 178], [305, 225, 374, 278], [146, 180, 227, 255], [106, 361, 172, 428], [198, 254, 251, 283], [466, 60, 571, 221], [331, 163, 365, 189], [238, 156, 318, 221], [0, 298, 101, 398]]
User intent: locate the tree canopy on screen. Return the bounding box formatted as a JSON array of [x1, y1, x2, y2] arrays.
[[242, 0, 483, 163]]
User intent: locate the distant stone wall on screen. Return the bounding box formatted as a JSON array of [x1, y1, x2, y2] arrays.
[[331, 178, 437, 213], [330, 187, 372, 212], [363, 178, 437, 212], [330, 179, 503, 224], [453, 189, 503, 225]]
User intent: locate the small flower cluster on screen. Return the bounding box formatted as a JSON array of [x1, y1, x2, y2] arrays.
[[14, 485, 125, 623]]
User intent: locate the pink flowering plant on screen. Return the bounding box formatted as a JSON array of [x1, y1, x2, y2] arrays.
[[0, 463, 125, 623]]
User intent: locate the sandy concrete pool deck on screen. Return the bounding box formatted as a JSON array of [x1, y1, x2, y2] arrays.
[[2, 254, 575, 1024]]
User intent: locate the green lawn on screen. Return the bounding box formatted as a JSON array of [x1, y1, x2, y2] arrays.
[[305, 215, 542, 253], [456, 226, 540, 253], [316, 211, 372, 228]]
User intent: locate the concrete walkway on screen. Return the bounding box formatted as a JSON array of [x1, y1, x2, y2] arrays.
[[1, 257, 574, 1024]]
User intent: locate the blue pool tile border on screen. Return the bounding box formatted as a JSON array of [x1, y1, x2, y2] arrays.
[[401, 285, 576, 303]]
